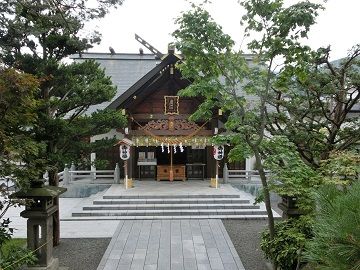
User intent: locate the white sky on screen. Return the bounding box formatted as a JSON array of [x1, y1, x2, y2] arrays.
[[87, 0, 360, 60]]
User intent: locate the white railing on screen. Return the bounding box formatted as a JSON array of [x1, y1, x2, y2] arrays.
[[57, 163, 121, 185], [69, 170, 115, 181], [223, 164, 270, 182]]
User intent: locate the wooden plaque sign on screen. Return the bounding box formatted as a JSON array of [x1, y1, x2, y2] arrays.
[[164, 96, 179, 115]]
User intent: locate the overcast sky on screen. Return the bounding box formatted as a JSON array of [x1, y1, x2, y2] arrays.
[[87, 0, 359, 60]]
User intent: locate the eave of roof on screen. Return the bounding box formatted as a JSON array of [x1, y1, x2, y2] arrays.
[[106, 53, 182, 110]]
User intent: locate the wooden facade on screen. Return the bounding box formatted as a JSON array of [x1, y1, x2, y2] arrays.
[[105, 51, 224, 180]]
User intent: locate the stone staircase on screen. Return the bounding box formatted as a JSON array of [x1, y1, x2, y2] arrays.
[[70, 193, 270, 220]]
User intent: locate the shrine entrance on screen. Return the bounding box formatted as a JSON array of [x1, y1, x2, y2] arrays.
[[135, 145, 208, 180]]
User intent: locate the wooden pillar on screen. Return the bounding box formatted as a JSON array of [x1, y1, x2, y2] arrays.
[[169, 146, 174, 181], [129, 145, 135, 179], [215, 160, 219, 188], [124, 160, 128, 188], [206, 146, 216, 180]]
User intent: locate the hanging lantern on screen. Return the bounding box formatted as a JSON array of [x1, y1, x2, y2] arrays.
[[213, 145, 224, 160], [120, 144, 130, 160]]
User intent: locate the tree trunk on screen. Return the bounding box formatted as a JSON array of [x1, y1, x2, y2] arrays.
[[253, 147, 276, 269], [252, 147, 275, 235], [48, 169, 60, 246]]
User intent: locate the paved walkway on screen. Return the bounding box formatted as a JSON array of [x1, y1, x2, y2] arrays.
[[5, 189, 121, 238], [97, 219, 245, 270]]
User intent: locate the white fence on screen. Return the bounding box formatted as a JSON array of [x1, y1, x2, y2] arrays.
[[223, 164, 270, 182], [57, 163, 121, 185], [56, 163, 267, 184]]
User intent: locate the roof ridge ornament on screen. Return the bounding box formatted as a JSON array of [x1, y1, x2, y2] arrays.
[[135, 33, 163, 59]]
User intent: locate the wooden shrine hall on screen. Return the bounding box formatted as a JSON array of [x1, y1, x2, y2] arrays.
[[71, 35, 250, 181], [107, 47, 223, 181]]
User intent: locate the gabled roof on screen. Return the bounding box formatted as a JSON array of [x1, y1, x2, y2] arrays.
[[107, 53, 183, 110], [70, 53, 159, 114]]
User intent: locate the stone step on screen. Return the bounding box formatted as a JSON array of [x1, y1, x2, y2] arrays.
[[72, 209, 268, 217], [83, 203, 260, 211], [93, 198, 250, 205], [62, 214, 275, 221], [103, 194, 240, 199]]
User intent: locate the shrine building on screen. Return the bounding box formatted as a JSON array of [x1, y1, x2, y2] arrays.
[[70, 43, 256, 181]]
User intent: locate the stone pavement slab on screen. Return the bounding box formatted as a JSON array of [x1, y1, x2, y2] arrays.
[[97, 219, 245, 270], [103, 181, 242, 197], [6, 200, 121, 238]]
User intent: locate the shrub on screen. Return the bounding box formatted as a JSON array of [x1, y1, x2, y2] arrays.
[[261, 216, 313, 270]]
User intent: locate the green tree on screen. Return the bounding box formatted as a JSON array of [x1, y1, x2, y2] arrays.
[[240, 1, 360, 268], [265, 45, 360, 168], [0, 0, 126, 245], [173, 3, 278, 241], [173, 2, 321, 266]]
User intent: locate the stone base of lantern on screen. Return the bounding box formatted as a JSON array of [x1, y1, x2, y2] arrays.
[[24, 258, 59, 270]]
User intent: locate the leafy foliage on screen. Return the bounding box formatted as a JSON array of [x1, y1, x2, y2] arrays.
[[305, 181, 360, 270], [261, 216, 313, 270], [0, 68, 43, 187], [173, 4, 246, 122], [240, 1, 360, 168], [0, 187, 36, 270], [263, 136, 321, 213], [0, 0, 124, 63], [266, 48, 360, 168], [0, 238, 37, 270], [318, 151, 360, 186]]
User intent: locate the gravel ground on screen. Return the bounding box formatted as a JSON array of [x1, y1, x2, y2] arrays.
[[54, 238, 110, 270], [223, 182, 283, 270], [222, 219, 269, 270]]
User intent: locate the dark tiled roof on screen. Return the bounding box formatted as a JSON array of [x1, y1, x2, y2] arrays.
[[70, 53, 160, 114]]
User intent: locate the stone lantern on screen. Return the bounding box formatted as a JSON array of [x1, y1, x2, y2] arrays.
[[11, 179, 66, 270], [278, 196, 301, 219]]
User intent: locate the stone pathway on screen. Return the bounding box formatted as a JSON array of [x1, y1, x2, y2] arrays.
[[97, 219, 245, 270]]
